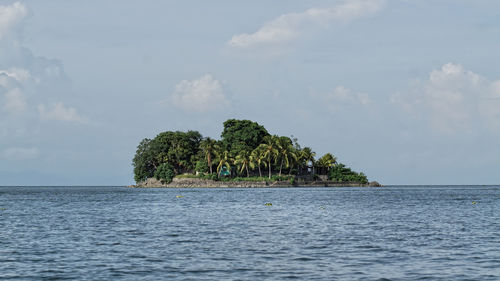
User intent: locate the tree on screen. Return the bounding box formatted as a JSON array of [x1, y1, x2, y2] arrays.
[[250, 147, 266, 178], [132, 138, 159, 182], [215, 148, 233, 178], [221, 119, 269, 157], [300, 147, 316, 175], [235, 149, 252, 177], [288, 135, 302, 175], [317, 153, 337, 175], [329, 163, 368, 183], [154, 163, 175, 184], [276, 136, 297, 176], [132, 130, 203, 183], [258, 135, 279, 179], [153, 130, 202, 173], [195, 160, 209, 174], [200, 137, 217, 174]]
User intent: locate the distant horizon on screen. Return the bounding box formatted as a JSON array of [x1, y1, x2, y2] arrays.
[[1, 184, 499, 188], [1, 1, 499, 186]]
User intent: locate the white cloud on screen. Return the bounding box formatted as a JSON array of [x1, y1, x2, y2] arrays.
[[0, 68, 31, 82], [38, 102, 86, 123], [0, 2, 85, 130], [3, 87, 26, 114], [228, 0, 384, 48], [171, 74, 229, 112], [3, 147, 39, 160], [0, 2, 27, 40], [391, 63, 500, 133], [312, 86, 372, 112]]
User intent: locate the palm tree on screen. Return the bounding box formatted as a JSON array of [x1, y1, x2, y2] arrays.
[[258, 135, 279, 179], [250, 147, 266, 178], [288, 146, 299, 175], [300, 147, 316, 175], [200, 137, 217, 174], [215, 146, 233, 178], [214, 141, 234, 177], [276, 136, 297, 176], [235, 149, 252, 177], [317, 153, 337, 175]]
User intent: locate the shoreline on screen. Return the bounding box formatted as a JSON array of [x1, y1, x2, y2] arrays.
[[129, 177, 382, 188]]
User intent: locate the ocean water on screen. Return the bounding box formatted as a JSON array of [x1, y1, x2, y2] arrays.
[[0, 186, 499, 280]]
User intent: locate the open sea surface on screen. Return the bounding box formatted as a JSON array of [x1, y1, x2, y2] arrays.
[[0, 185, 499, 280]]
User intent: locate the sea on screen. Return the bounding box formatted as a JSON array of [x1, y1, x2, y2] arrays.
[[0, 185, 498, 280]]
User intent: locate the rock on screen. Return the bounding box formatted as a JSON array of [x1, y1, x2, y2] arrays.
[[135, 177, 269, 188], [369, 181, 382, 187], [132, 177, 382, 188]]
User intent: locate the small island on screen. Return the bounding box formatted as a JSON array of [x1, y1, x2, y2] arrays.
[[131, 119, 380, 188]]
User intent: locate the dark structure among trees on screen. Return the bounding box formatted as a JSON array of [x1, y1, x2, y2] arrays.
[[132, 119, 368, 184]]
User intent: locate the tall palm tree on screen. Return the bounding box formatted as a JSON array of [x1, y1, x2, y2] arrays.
[[250, 147, 266, 178], [215, 147, 233, 178], [235, 149, 252, 177], [200, 137, 217, 174], [258, 135, 279, 179], [300, 147, 316, 175], [276, 136, 297, 176], [288, 146, 299, 175]]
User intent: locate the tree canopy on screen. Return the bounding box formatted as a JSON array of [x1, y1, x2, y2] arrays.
[[328, 163, 368, 184], [132, 131, 202, 182], [221, 119, 269, 157]]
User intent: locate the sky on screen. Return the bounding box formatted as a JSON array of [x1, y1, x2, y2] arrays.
[[1, 0, 499, 185]]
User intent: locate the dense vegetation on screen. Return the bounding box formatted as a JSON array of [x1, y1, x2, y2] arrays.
[[132, 119, 369, 184]]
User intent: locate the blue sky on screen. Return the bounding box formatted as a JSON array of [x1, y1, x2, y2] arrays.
[[1, 0, 499, 185]]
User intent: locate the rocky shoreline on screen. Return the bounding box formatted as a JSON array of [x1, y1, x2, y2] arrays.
[[129, 177, 382, 188]]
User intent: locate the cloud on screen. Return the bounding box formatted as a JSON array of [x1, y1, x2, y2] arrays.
[[0, 68, 31, 82], [0, 2, 85, 126], [391, 63, 500, 133], [171, 74, 229, 112], [3, 87, 26, 114], [228, 0, 384, 48], [38, 102, 86, 123], [3, 147, 39, 160], [0, 2, 27, 40], [311, 86, 372, 112]]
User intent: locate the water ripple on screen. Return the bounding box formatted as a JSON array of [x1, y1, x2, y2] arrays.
[[0, 186, 499, 280]]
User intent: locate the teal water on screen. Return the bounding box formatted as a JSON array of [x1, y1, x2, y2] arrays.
[[0, 186, 499, 280]]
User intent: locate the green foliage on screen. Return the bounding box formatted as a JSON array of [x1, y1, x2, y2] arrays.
[[174, 174, 199, 179], [222, 176, 267, 182], [154, 130, 202, 173], [276, 136, 297, 176], [329, 163, 368, 184], [132, 119, 371, 184], [132, 138, 157, 182], [250, 146, 267, 178], [154, 163, 175, 184], [195, 160, 209, 173], [258, 135, 279, 179], [132, 131, 202, 183], [215, 149, 233, 177], [299, 147, 316, 167], [205, 173, 218, 181], [270, 175, 295, 182], [199, 137, 217, 174], [176, 173, 218, 181], [316, 153, 337, 175], [234, 150, 252, 177], [221, 119, 269, 157], [295, 146, 316, 175]]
